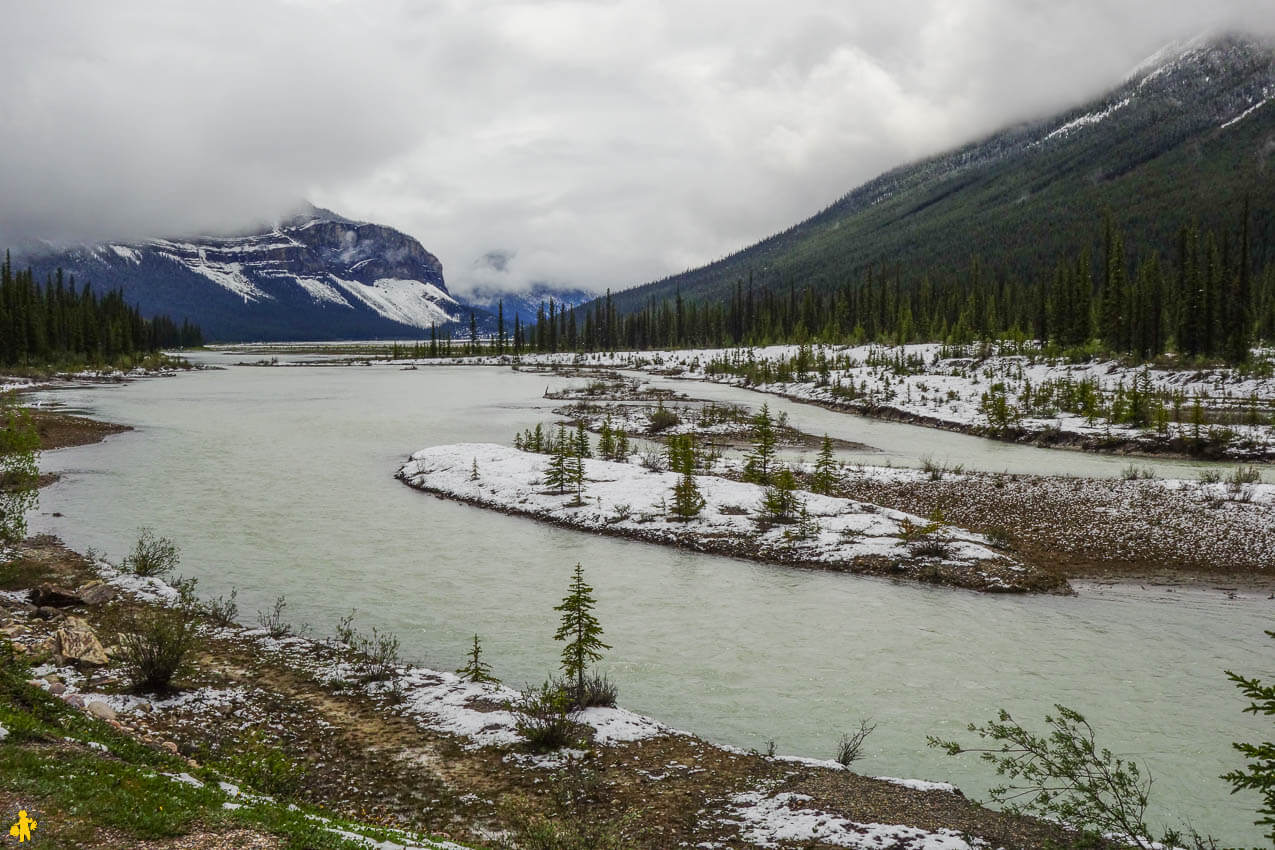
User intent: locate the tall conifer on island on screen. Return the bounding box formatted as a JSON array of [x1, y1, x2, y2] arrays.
[[554, 563, 610, 703], [810, 434, 840, 495], [743, 404, 778, 484], [544, 425, 573, 493]]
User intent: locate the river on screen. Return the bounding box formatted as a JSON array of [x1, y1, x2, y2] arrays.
[[27, 355, 1275, 843]]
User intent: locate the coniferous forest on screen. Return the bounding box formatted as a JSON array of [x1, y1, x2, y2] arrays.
[[0, 252, 203, 368], [522, 214, 1275, 364]]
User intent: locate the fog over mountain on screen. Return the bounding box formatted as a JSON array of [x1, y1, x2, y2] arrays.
[[3, 1, 1274, 297]]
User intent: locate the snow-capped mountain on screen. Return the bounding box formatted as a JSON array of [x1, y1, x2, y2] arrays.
[[17, 205, 472, 341], [606, 32, 1275, 312]]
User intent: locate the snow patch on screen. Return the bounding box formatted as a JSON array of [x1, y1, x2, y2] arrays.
[[722, 791, 986, 849]]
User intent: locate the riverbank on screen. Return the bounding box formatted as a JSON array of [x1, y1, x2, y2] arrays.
[[823, 462, 1275, 587], [397, 443, 1060, 594], [0, 535, 1089, 849], [289, 343, 1275, 463]]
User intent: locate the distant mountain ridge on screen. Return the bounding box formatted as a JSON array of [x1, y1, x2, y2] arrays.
[[16, 205, 470, 342], [605, 32, 1275, 314]]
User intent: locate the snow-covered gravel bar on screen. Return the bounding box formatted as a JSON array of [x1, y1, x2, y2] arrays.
[[397, 444, 1056, 593]]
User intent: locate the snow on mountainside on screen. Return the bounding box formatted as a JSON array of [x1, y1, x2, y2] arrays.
[[606, 32, 1275, 314], [17, 205, 468, 342]]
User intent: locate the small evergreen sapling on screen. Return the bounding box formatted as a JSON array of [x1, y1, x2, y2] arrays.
[[457, 633, 497, 683], [667, 434, 705, 521], [760, 466, 802, 525], [553, 563, 611, 705], [598, 417, 617, 460]]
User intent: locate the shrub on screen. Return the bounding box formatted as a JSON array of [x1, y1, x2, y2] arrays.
[[257, 595, 291, 638], [118, 608, 198, 693], [203, 588, 239, 627], [909, 539, 952, 559], [568, 672, 617, 709], [646, 402, 679, 433], [929, 705, 1155, 847], [836, 719, 877, 766], [1120, 464, 1156, 481], [125, 528, 180, 578], [513, 682, 581, 752], [1229, 465, 1262, 485]]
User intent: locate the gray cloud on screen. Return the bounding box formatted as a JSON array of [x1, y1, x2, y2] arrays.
[[2, 0, 1273, 296]]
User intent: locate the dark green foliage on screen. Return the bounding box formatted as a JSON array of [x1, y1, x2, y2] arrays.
[[572, 672, 617, 708], [553, 563, 611, 704], [597, 416, 617, 460], [513, 681, 580, 752], [647, 400, 679, 432], [669, 470, 705, 521], [118, 607, 198, 693], [759, 466, 801, 525], [1224, 628, 1275, 842], [810, 434, 840, 495], [527, 214, 1273, 365], [124, 527, 180, 578], [0, 253, 202, 367], [742, 404, 777, 484], [0, 392, 39, 544], [929, 704, 1154, 847], [544, 425, 574, 493], [457, 633, 498, 684]]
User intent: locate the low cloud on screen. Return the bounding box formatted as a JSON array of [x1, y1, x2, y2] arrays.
[[3, 1, 1273, 296]]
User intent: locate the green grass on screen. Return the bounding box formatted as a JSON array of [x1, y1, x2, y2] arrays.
[[0, 640, 477, 849]]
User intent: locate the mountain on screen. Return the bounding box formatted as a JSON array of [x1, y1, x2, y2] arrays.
[[465, 283, 597, 326], [14, 205, 474, 342], [606, 33, 1275, 314]]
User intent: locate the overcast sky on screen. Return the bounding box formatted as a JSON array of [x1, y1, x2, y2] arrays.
[[2, 1, 1273, 297]]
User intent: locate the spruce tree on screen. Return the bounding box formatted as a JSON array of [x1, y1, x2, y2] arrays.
[[457, 634, 497, 683], [670, 468, 705, 521], [743, 404, 778, 484], [810, 434, 840, 495], [598, 417, 616, 460], [544, 425, 573, 493], [615, 429, 630, 462], [760, 466, 801, 525], [570, 450, 586, 505], [575, 421, 592, 458], [553, 563, 610, 702]]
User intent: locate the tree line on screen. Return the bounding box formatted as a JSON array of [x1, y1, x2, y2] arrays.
[[0, 253, 204, 367], [519, 211, 1275, 364]]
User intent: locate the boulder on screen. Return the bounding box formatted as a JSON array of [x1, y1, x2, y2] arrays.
[[33, 580, 116, 607], [48, 682, 66, 696], [57, 617, 109, 666], [75, 581, 116, 606], [33, 583, 83, 607], [86, 700, 117, 722]]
